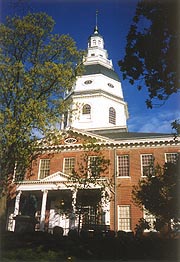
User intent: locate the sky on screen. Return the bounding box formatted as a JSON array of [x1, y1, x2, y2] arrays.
[[0, 0, 179, 134]]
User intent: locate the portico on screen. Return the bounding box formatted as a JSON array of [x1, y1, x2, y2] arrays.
[[7, 171, 110, 235]]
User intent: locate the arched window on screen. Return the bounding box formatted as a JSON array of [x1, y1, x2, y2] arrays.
[[82, 104, 91, 115], [109, 107, 116, 124], [92, 39, 96, 46]]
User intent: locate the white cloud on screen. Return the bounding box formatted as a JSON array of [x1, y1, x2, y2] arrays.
[[128, 110, 180, 133]]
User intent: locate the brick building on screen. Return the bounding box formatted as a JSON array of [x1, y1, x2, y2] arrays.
[[6, 24, 179, 234]]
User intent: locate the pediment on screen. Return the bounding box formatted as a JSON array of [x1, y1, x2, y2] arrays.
[[40, 127, 111, 148], [41, 171, 69, 182]]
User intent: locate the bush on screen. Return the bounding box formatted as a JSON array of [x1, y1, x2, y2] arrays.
[[2, 246, 65, 261]]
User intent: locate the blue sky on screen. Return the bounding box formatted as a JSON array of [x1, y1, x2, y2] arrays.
[[1, 0, 179, 133]]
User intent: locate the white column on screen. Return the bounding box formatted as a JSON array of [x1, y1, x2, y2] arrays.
[[104, 201, 110, 225], [14, 191, 22, 216], [12, 190, 22, 231], [40, 189, 48, 231], [69, 189, 77, 229], [61, 114, 64, 130], [102, 190, 110, 226]]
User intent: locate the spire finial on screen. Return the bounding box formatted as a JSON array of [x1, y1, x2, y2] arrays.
[[94, 9, 99, 34], [96, 9, 98, 28]]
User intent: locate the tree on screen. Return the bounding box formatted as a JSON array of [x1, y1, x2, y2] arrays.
[[0, 12, 84, 197], [118, 0, 179, 108], [132, 156, 180, 237], [64, 141, 111, 235], [171, 119, 180, 138]]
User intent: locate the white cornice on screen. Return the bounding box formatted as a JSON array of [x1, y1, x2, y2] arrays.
[[37, 133, 179, 153]]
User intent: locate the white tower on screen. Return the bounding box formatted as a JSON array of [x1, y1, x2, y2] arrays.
[[64, 19, 129, 131]]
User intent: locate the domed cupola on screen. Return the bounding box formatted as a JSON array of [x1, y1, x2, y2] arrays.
[[88, 25, 104, 49], [85, 23, 112, 69], [63, 13, 129, 131]]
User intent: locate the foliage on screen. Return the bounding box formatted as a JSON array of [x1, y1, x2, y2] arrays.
[[70, 143, 110, 189], [2, 246, 65, 261], [58, 142, 112, 232], [119, 0, 179, 108], [171, 119, 180, 137], [19, 193, 38, 216], [135, 218, 150, 237], [2, 230, 179, 260], [0, 12, 84, 196], [132, 156, 180, 235]]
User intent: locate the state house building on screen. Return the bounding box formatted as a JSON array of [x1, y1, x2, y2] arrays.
[[6, 24, 179, 235]]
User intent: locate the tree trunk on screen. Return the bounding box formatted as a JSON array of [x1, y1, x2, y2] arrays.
[[0, 195, 7, 232]]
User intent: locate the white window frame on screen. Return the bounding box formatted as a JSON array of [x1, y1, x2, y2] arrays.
[[82, 104, 91, 115], [141, 154, 154, 177], [109, 107, 116, 125], [88, 156, 99, 177], [165, 153, 177, 163], [92, 39, 96, 46], [63, 157, 75, 175], [38, 159, 50, 179], [117, 155, 130, 177], [82, 104, 91, 120], [143, 208, 156, 232], [118, 205, 131, 232]]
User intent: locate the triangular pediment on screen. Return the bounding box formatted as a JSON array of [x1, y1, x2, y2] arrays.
[[62, 127, 111, 143], [39, 127, 112, 148], [41, 171, 69, 182]]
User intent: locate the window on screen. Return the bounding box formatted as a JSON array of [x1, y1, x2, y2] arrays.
[[39, 159, 50, 179], [117, 155, 129, 177], [82, 104, 91, 115], [64, 137, 77, 144], [84, 80, 92, 85], [82, 206, 96, 226], [107, 83, 114, 88], [109, 107, 116, 125], [63, 158, 75, 175], [118, 205, 131, 231], [165, 153, 177, 163], [141, 154, 154, 176], [88, 156, 99, 177], [144, 209, 156, 231]]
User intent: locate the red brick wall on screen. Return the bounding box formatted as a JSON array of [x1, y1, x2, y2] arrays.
[[26, 144, 179, 232]]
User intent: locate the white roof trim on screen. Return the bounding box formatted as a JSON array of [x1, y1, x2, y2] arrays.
[[41, 171, 69, 182]]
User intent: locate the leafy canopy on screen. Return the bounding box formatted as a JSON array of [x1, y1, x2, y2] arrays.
[[132, 157, 180, 233], [119, 0, 179, 108], [0, 12, 84, 196]]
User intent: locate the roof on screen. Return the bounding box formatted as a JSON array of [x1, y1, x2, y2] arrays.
[[83, 64, 120, 82], [88, 26, 103, 39], [89, 128, 173, 141], [34, 127, 178, 152], [89, 32, 103, 38]]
